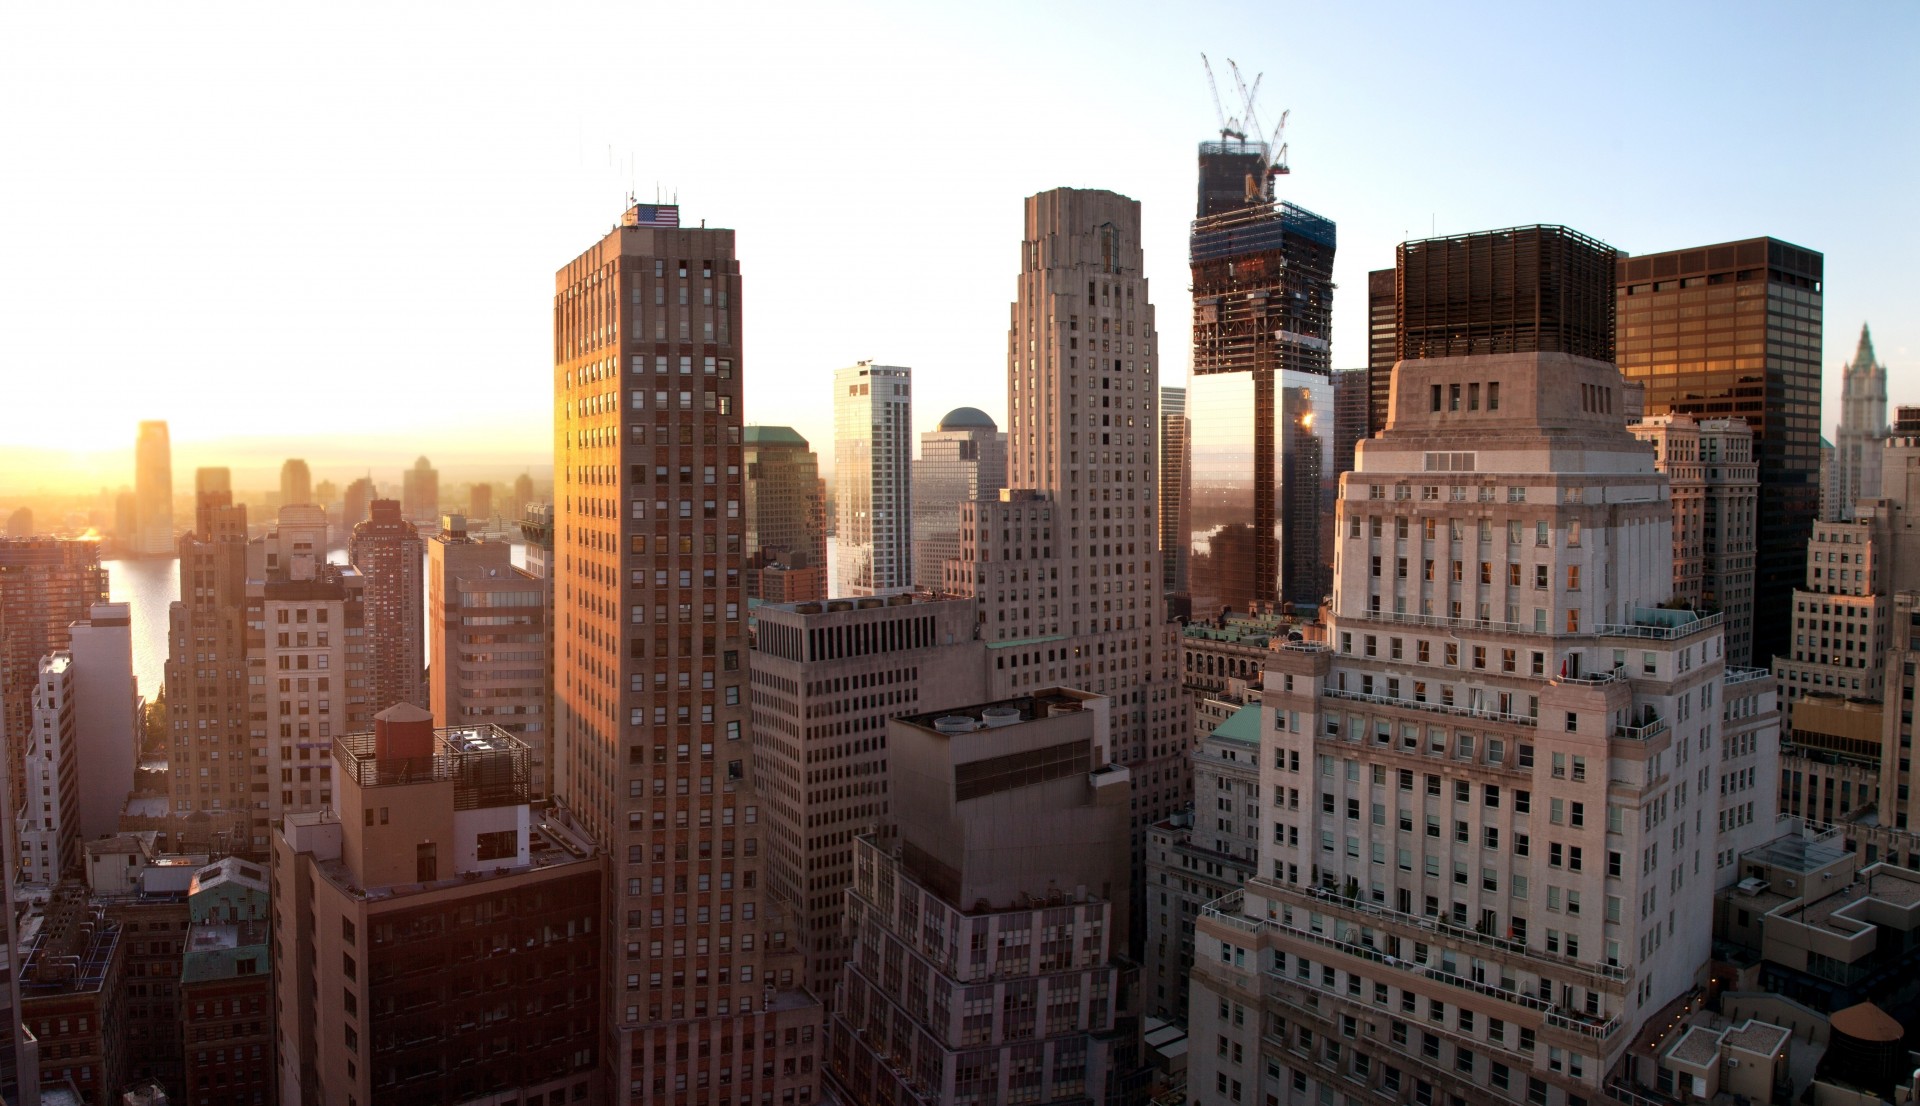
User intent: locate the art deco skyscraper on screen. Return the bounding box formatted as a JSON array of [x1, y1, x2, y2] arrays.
[[833, 362, 913, 596], [134, 420, 174, 557], [350, 499, 424, 714], [1833, 323, 1888, 520], [912, 407, 1005, 591], [552, 203, 820, 1106], [1616, 237, 1824, 669], [961, 188, 1186, 949]]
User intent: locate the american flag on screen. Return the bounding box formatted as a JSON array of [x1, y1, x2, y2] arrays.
[[628, 204, 680, 228]]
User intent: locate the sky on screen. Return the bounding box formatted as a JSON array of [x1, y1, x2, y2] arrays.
[[2, 0, 1916, 494]]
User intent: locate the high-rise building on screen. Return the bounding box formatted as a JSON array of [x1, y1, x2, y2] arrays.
[[826, 690, 1140, 1106], [341, 476, 375, 533], [963, 187, 1186, 952], [20, 613, 138, 882], [134, 420, 174, 557], [194, 466, 232, 540], [1187, 139, 1337, 620], [271, 707, 601, 1105], [551, 204, 822, 1105], [749, 594, 986, 997], [3, 509, 29, 540], [314, 478, 338, 512], [179, 857, 273, 1106], [833, 362, 913, 596], [165, 496, 253, 851], [1143, 702, 1259, 1021], [1159, 386, 1190, 604], [350, 499, 425, 716], [402, 455, 439, 527], [19, 654, 80, 885], [468, 481, 493, 522], [512, 471, 535, 519], [912, 408, 1006, 591], [1332, 366, 1369, 476], [428, 515, 548, 794], [1629, 415, 1760, 665], [1189, 311, 1782, 1106], [280, 458, 312, 507], [744, 426, 827, 602], [20, 885, 126, 1101], [1616, 237, 1825, 669], [1833, 323, 1889, 520], [1366, 268, 1397, 436]]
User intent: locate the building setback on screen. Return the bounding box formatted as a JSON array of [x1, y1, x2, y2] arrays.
[[1831, 324, 1888, 521], [825, 690, 1142, 1106], [749, 593, 987, 997], [1616, 237, 1825, 670], [1188, 227, 1781, 1106], [550, 205, 823, 1105], [834, 362, 914, 596], [959, 188, 1187, 953]]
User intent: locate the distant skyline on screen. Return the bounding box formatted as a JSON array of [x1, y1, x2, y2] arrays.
[[3, 0, 1916, 494]]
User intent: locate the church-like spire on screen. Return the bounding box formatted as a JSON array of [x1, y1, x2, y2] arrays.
[[1852, 322, 1878, 372]]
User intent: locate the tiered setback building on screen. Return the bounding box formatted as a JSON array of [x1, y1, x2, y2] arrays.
[[1615, 237, 1825, 671], [1831, 324, 1888, 521], [1629, 415, 1759, 665], [1189, 239, 1781, 1106], [834, 362, 914, 596], [957, 188, 1187, 952], [913, 409, 1006, 593], [551, 206, 823, 1106], [826, 690, 1140, 1106], [749, 594, 987, 997]]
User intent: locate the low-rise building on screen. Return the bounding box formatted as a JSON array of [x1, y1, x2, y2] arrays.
[[20, 885, 126, 1105]]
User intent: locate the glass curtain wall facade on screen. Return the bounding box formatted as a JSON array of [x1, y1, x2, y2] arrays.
[[1187, 368, 1332, 618]]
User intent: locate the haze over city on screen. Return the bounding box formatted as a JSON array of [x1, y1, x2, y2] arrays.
[[3, 0, 1915, 499]]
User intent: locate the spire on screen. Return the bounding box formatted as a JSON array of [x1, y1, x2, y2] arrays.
[[1852, 323, 1878, 372]]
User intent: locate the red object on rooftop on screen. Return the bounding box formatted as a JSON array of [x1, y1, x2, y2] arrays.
[[373, 702, 434, 761]]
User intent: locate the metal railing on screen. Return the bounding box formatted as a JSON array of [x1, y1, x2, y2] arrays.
[[1614, 717, 1669, 742], [1322, 685, 1538, 728], [1596, 610, 1722, 640]]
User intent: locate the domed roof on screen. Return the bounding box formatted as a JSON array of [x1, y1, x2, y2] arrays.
[[939, 407, 998, 432]]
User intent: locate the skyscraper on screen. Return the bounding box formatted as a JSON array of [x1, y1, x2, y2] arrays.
[[1158, 386, 1190, 604], [962, 187, 1185, 950], [1189, 229, 1782, 1104], [743, 426, 826, 602], [341, 475, 375, 533], [350, 499, 424, 715], [1833, 323, 1888, 520], [194, 466, 232, 539], [402, 455, 440, 526], [1331, 365, 1369, 476], [1187, 130, 1337, 618], [468, 480, 493, 522], [551, 203, 821, 1106], [1630, 414, 1760, 665], [280, 457, 312, 507], [1366, 267, 1397, 435], [833, 362, 913, 596], [1616, 237, 1824, 668], [164, 494, 252, 851], [134, 420, 174, 557], [912, 407, 1006, 591]]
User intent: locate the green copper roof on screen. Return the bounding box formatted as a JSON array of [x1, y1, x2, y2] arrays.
[[1209, 703, 1264, 746], [744, 425, 809, 447]]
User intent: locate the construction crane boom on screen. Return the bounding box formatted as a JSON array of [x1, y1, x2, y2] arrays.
[[1199, 53, 1244, 142]]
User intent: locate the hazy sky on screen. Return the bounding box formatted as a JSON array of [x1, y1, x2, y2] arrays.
[[4, 1, 1916, 493]]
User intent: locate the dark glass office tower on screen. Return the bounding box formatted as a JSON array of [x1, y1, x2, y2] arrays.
[[1616, 238, 1823, 666], [1366, 268, 1396, 435]]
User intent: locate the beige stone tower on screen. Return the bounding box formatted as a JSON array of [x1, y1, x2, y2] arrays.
[[959, 188, 1187, 950]]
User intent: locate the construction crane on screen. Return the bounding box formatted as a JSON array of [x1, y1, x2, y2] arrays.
[[1200, 54, 1246, 143], [1226, 58, 1291, 181]]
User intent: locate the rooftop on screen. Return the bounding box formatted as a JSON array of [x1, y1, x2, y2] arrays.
[[743, 425, 809, 448], [1745, 832, 1849, 876], [292, 808, 597, 904], [898, 688, 1102, 736], [1208, 704, 1263, 748], [937, 406, 998, 432]]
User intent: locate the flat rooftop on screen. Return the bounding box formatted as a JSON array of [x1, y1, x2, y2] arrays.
[[1745, 833, 1848, 876], [897, 688, 1102, 734], [292, 809, 598, 904]]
